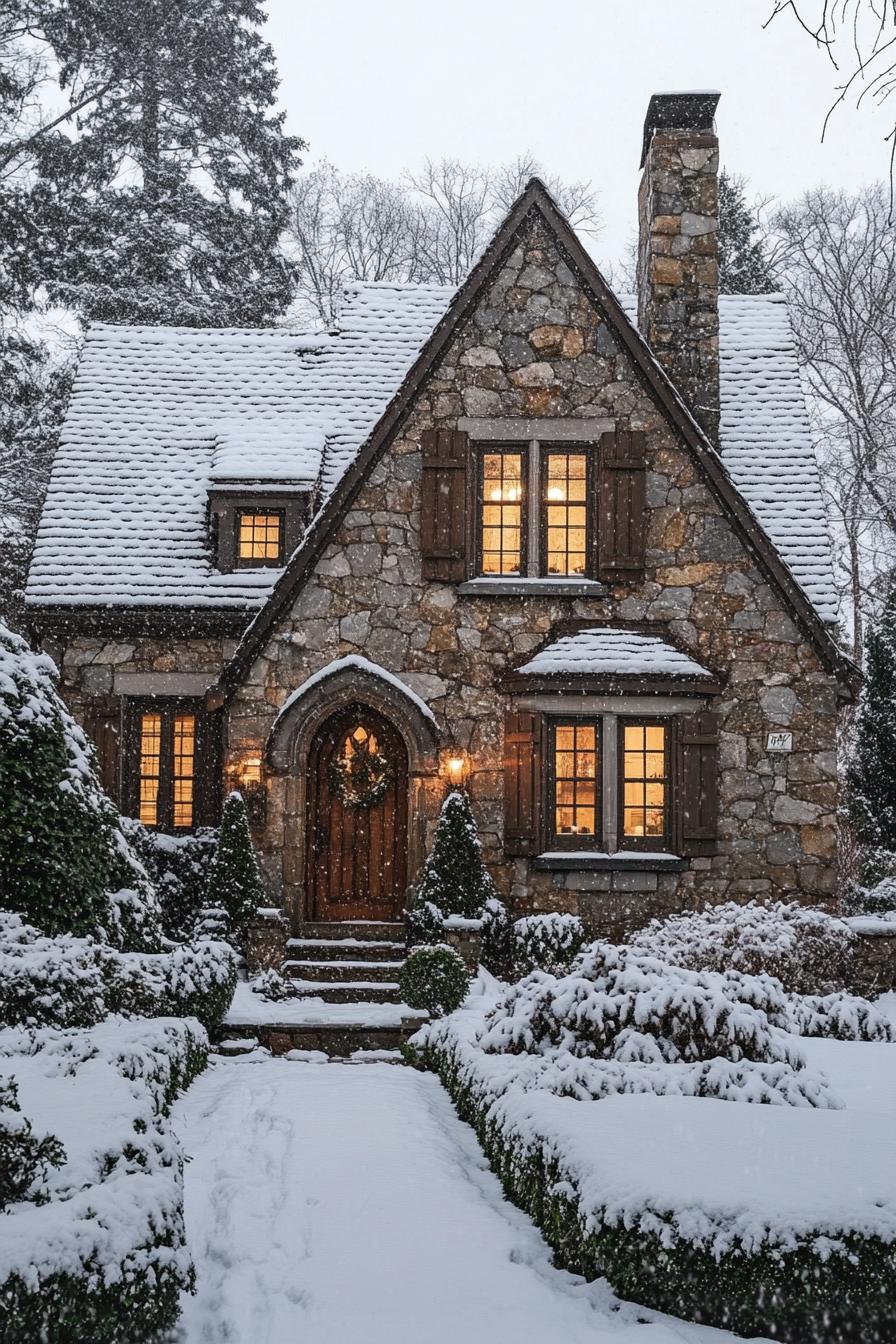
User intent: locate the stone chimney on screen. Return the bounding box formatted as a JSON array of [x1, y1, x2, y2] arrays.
[[637, 91, 721, 443]]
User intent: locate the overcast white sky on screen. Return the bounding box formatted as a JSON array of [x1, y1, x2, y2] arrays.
[[263, 0, 891, 267]]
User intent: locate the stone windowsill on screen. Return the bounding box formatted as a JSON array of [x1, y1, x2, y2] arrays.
[[458, 577, 608, 598], [533, 851, 688, 873]]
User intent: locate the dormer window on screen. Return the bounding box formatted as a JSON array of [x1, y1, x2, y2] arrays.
[[236, 509, 285, 567], [207, 491, 310, 572]]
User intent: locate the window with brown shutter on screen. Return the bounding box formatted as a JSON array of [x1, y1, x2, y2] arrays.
[[421, 428, 470, 580], [598, 428, 646, 583], [618, 719, 671, 851], [503, 710, 542, 856], [82, 704, 122, 804], [676, 711, 720, 856]]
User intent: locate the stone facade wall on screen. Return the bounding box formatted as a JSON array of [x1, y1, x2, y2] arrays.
[[225, 212, 841, 936]]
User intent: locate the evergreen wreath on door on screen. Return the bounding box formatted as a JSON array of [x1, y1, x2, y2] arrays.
[[328, 726, 393, 809]]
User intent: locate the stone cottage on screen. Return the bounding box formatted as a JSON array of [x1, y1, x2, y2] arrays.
[[26, 91, 856, 953]]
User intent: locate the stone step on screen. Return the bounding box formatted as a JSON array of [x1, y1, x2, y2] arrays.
[[283, 959, 405, 984], [286, 937, 406, 962], [290, 980, 403, 1005], [220, 1021, 421, 1058], [300, 921, 405, 943]]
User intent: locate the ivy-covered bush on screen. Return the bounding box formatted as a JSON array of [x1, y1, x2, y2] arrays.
[[0, 1017, 205, 1344], [512, 913, 585, 975], [123, 818, 217, 941], [203, 792, 265, 946], [630, 899, 856, 994], [0, 1078, 65, 1211], [0, 914, 236, 1034], [399, 944, 469, 1017], [410, 791, 497, 930]]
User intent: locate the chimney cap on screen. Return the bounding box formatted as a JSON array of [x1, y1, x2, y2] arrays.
[[640, 90, 721, 168]]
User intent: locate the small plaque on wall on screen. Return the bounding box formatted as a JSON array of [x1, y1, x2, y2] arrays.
[[767, 731, 793, 753]]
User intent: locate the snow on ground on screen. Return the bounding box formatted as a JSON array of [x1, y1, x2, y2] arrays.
[[173, 1058, 753, 1344]]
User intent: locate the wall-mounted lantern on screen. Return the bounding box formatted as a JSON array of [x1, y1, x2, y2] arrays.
[[441, 749, 470, 789], [231, 751, 267, 830]]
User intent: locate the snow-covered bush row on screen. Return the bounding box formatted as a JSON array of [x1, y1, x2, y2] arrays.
[[415, 987, 896, 1342], [0, 1016, 206, 1343], [0, 912, 237, 1033], [481, 941, 807, 1067], [630, 899, 855, 994], [512, 913, 585, 975], [785, 990, 894, 1041]]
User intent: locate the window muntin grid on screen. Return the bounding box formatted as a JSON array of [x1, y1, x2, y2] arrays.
[[172, 713, 196, 829], [138, 713, 162, 827], [621, 722, 669, 841], [237, 511, 283, 563], [543, 451, 588, 575], [480, 450, 525, 575], [552, 721, 599, 842]]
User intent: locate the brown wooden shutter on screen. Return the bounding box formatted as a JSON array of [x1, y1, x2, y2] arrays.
[[676, 711, 720, 856], [195, 707, 224, 828], [597, 428, 646, 583], [82, 702, 121, 803], [503, 710, 543, 856], [420, 428, 470, 581]]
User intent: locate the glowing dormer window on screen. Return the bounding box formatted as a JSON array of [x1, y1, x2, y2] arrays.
[[236, 510, 285, 566]]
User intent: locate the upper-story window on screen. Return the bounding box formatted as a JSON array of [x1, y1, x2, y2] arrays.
[[236, 509, 285, 567], [475, 439, 595, 579]]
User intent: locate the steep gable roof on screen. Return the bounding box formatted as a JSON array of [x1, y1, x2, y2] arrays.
[[214, 179, 855, 697]]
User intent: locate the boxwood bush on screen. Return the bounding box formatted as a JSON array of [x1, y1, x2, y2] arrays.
[[512, 912, 585, 975], [400, 944, 469, 1017]]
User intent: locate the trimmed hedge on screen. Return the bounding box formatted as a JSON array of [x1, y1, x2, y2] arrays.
[[0, 1017, 207, 1344], [420, 1016, 896, 1343], [512, 913, 585, 975]]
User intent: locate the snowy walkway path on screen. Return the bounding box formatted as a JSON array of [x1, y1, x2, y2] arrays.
[[172, 1058, 746, 1344]]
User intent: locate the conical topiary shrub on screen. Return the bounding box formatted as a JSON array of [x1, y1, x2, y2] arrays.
[[413, 790, 497, 919], [203, 791, 266, 945]]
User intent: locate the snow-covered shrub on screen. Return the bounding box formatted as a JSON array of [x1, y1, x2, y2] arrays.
[[252, 968, 297, 1002], [0, 1016, 205, 1342], [0, 1078, 64, 1211], [193, 902, 231, 941], [0, 912, 108, 1028], [107, 941, 237, 1032], [203, 791, 264, 946], [481, 941, 803, 1068], [0, 623, 120, 936], [104, 824, 163, 952], [406, 899, 447, 947], [844, 874, 896, 917], [411, 791, 497, 921], [785, 990, 895, 1042], [480, 897, 513, 978], [123, 818, 217, 941], [631, 899, 855, 994], [399, 944, 469, 1017], [512, 913, 585, 975]]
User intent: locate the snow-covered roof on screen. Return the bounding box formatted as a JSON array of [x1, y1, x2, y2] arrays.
[[26, 285, 836, 622], [26, 283, 450, 609], [516, 628, 713, 680]]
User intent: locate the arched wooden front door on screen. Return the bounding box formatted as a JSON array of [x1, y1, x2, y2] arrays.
[[305, 703, 409, 921]]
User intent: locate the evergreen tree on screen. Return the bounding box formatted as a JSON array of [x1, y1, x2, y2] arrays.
[[718, 171, 776, 295], [25, 0, 304, 324], [413, 790, 497, 919], [848, 591, 896, 859], [203, 791, 265, 943]]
